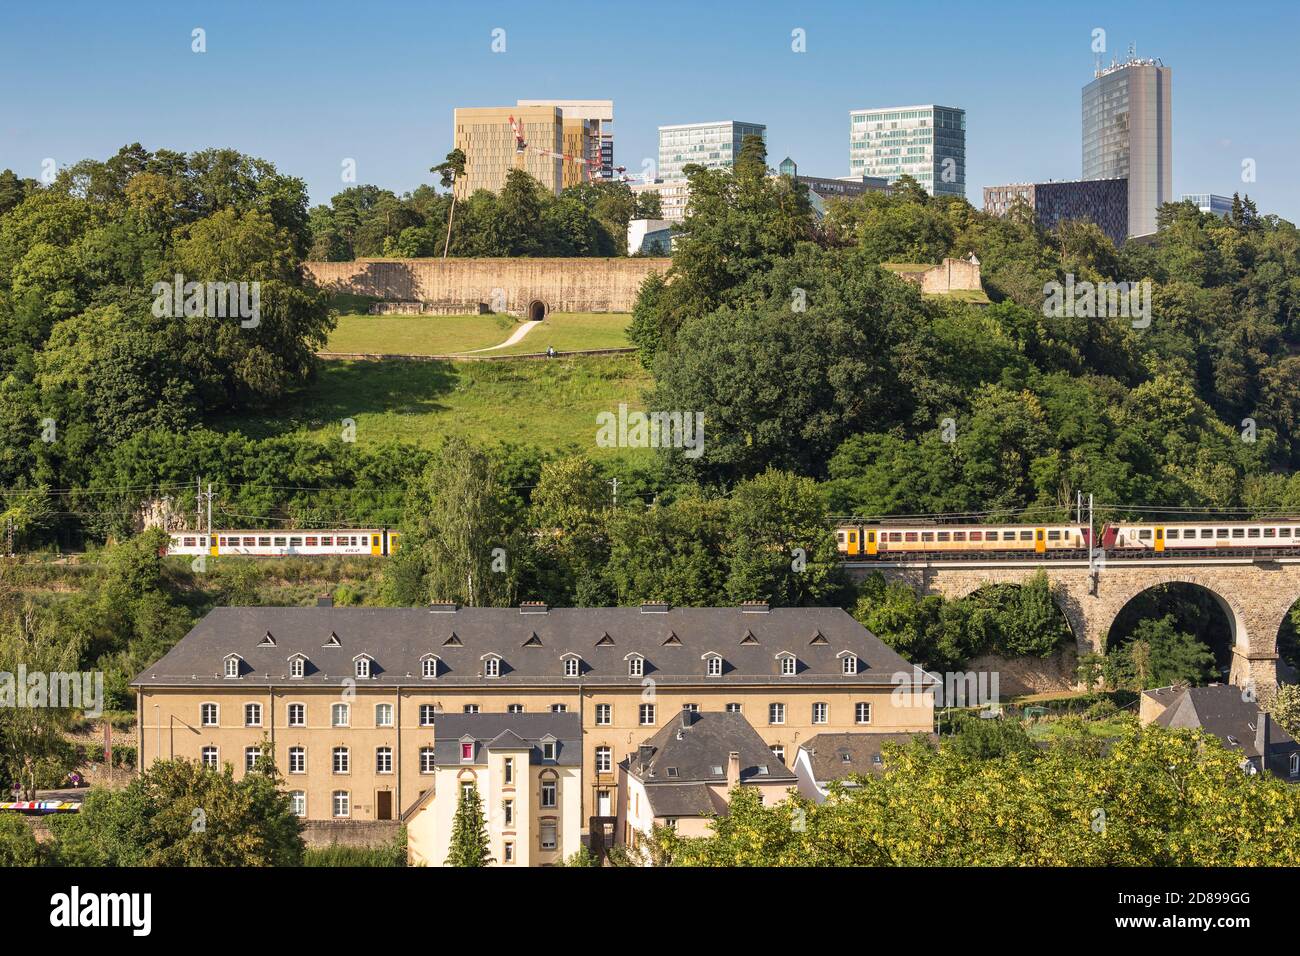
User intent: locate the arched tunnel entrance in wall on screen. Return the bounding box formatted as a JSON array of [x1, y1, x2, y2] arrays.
[[527, 299, 549, 322], [1106, 583, 1237, 686]]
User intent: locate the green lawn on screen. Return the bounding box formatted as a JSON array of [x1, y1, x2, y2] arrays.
[[323, 312, 630, 356], [221, 354, 654, 459], [324, 313, 520, 355], [493, 312, 631, 355]]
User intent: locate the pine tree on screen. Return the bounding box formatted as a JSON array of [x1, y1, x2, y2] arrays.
[[445, 785, 492, 867]]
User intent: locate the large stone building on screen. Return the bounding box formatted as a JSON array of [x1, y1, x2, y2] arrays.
[[132, 603, 935, 831], [983, 177, 1128, 246], [1082, 55, 1172, 237]]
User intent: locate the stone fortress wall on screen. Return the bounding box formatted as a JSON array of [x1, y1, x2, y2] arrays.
[[302, 257, 671, 316]]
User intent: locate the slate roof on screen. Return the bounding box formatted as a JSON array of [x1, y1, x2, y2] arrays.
[[640, 783, 715, 818], [131, 605, 931, 689], [625, 711, 798, 787], [797, 732, 936, 782], [431, 712, 581, 767], [1145, 684, 1300, 777]]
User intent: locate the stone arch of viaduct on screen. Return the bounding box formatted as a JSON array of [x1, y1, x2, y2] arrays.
[[850, 563, 1300, 693]]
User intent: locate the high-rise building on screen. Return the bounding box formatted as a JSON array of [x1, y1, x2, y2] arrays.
[[452, 105, 563, 197], [983, 178, 1128, 246], [1082, 56, 1172, 238], [848, 105, 966, 198], [1181, 193, 1232, 218], [657, 120, 766, 182], [517, 99, 614, 180]]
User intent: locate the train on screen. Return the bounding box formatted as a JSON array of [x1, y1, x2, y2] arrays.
[[836, 519, 1300, 558], [165, 528, 402, 558]]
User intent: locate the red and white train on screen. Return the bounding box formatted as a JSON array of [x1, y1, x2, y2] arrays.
[[836, 519, 1300, 558], [165, 528, 401, 558]]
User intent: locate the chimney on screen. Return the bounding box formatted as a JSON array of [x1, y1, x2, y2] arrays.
[[637, 744, 655, 773], [740, 600, 769, 613], [726, 751, 741, 790], [316, 594, 333, 607], [680, 709, 694, 729], [1256, 711, 1270, 761], [520, 601, 549, 614]]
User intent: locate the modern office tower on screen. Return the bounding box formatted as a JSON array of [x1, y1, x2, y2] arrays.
[[1181, 193, 1232, 217], [629, 179, 691, 224], [517, 99, 615, 180], [983, 177, 1128, 246], [1082, 55, 1172, 238], [657, 120, 767, 182], [848, 105, 966, 198], [452, 105, 564, 197]]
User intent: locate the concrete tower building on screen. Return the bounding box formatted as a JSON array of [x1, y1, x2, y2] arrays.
[[1082, 54, 1172, 238]]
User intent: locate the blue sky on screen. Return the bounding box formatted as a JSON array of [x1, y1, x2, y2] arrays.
[[2, 0, 1297, 219]]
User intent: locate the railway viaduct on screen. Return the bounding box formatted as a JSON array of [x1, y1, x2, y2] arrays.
[[843, 556, 1300, 694]]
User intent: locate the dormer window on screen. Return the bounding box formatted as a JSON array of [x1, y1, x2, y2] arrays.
[[460, 739, 474, 761], [223, 655, 242, 679], [839, 652, 859, 675], [777, 652, 796, 676], [288, 655, 306, 679], [421, 655, 438, 679], [626, 654, 644, 678], [482, 655, 501, 679], [563, 655, 581, 678], [542, 737, 557, 761], [354, 656, 373, 679], [704, 653, 723, 677]]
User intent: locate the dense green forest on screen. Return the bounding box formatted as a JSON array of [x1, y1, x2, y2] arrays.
[[2, 142, 1299, 699]]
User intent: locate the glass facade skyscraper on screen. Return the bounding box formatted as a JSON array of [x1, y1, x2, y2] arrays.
[[848, 105, 966, 198], [1082, 58, 1172, 237], [657, 120, 766, 181]]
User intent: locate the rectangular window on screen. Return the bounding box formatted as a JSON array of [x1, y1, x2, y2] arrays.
[[842, 656, 858, 675], [287, 703, 305, 726], [639, 704, 656, 726], [289, 746, 305, 774], [812, 702, 828, 724], [503, 800, 514, 827], [375, 703, 393, 727], [856, 702, 872, 725], [244, 747, 261, 772], [564, 658, 579, 677], [332, 703, 349, 727], [201, 703, 218, 727], [507, 704, 524, 714], [333, 791, 350, 818], [504, 757, 514, 785], [628, 657, 644, 677], [726, 703, 742, 713], [461, 742, 474, 761], [540, 821, 557, 850], [540, 782, 557, 809], [291, 791, 306, 817], [542, 741, 556, 761], [596, 747, 612, 773], [769, 703, 786, 725], [419, 704, 436, 727], [503, 840, 515, 863], [462, 704, 479, 714], [551, 704, 567, 713], [201, 746, 218, 768], [707, 656, 722, 676], [771, 745, 785, 764], [332, 747, 349, 774], [780, 656, 796, 676], [484, 657, 500, 678], [419, 747, 435, 774], [595, 703, 611, 725], [376, 747, 392, 774]]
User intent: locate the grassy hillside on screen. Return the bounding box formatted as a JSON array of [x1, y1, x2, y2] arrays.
[[218, 354, 654, 459]]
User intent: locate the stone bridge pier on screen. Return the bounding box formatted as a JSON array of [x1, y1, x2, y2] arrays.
[[845, 561, 1300, 695]]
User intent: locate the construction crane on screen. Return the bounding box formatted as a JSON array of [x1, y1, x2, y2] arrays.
[[507, 114, 603, 184]]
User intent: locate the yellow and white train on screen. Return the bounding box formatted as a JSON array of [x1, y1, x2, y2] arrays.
[[836, 523, 1092, 557], [165, 528, 402, 558]]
